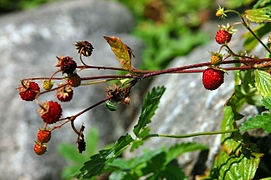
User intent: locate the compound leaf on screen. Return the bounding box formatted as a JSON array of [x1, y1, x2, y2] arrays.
[[78, 134, 133, 179]]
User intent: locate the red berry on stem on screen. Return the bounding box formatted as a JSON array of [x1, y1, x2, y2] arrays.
[[37, 129, 51, 143], [56, 84, 73, 102], [38, 101, 62, 124], [34, 142, 47, 155], [56, 56, 77, 74], [202, 68, 224, 90], [18, 81, 40, 101], [215, 29, 232, 44]]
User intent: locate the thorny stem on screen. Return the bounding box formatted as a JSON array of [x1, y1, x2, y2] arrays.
[[141, 58, 271, 78], [144, 129, 239, 139]]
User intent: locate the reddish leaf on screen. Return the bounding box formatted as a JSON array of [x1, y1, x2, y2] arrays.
[[104, 36, 132, 71]]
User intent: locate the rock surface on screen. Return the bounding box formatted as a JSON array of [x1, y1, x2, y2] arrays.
[[0, 0, 144, 179], [126, 23, 268, 177]]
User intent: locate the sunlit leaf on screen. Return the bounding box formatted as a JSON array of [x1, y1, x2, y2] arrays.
[[240, 97, 271, 133], [211, 150, 263, 180], [245, 7, 271, 23], [104, 36, 132, 71], [255, 70, 271, 97]]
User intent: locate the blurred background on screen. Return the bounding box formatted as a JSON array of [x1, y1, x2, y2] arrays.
[[0, 0, 262, 179]]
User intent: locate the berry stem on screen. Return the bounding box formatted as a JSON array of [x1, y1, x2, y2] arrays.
[[39, 82, 68, 95], [225, 9, 271, 54], [81, 79, 114, 86], [49, 69, 61, 84], [79, 47, 88, 66], [71, 119, 80, 135], [224, 45, 253, 59], [78, 65, 126, 72], [144, 129, 239, 139], [81, 74, 137, 81]]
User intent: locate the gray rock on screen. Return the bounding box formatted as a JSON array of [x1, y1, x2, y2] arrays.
[[0, 0, 144, 179], [125, 23, 268, 177]]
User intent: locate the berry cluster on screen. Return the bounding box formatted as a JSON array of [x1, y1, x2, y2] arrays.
[[18, 41, 94, 155], [201, 25, 233, 91]]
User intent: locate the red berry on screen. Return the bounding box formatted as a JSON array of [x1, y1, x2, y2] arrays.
[[215, 29, 232, 44], [202, 68, 224, 90], [38, 101, 62, 124], [34, 142, 47, 155], [56, 56, 77, 74], [37, 129, 51, 143], [18, 81, 40, 101], [56, 84, 73, 102], [68, 73, 81, 87]]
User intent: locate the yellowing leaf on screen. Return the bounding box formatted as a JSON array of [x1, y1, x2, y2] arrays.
[[104, 36, 132, 71]]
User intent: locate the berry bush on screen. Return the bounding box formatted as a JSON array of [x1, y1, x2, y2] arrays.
[[19, 3, 271, 179]]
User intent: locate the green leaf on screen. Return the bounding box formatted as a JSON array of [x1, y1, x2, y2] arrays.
[[255, 70, 271, 97], [127, 149, 164, 169], [109, 171, 132, 180], [78, 134, 133, 179], [57, 144, 87, 164], [243, 23, 271, 52], [85, 126, 99, 156], [221, 106, 243, 154], [133, 86, 166, 137], [61, 165, 81, 180], [78, 149, 113, 179], [113, 134, 134, 156], [130, 127, 150, 152], [211, 150, 263, 180], [166, 142, 209, 165], [262, 96, 271, 110], [240, 112, 271, 132], [159, 165, 188, 180], [245, 7, 271, 23]]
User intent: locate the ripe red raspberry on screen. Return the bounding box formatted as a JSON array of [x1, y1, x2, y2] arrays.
[[68, 73, 81, 87], [215, 29, 232, 44], [18, 81, 40, 101], [56, 56, 77, 74], [38, 101, 62, 124], [34, 142, 47, 155], [37, 129, 51, 143], [202, 68, 224, 90], [56, 84, 73, 102]]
